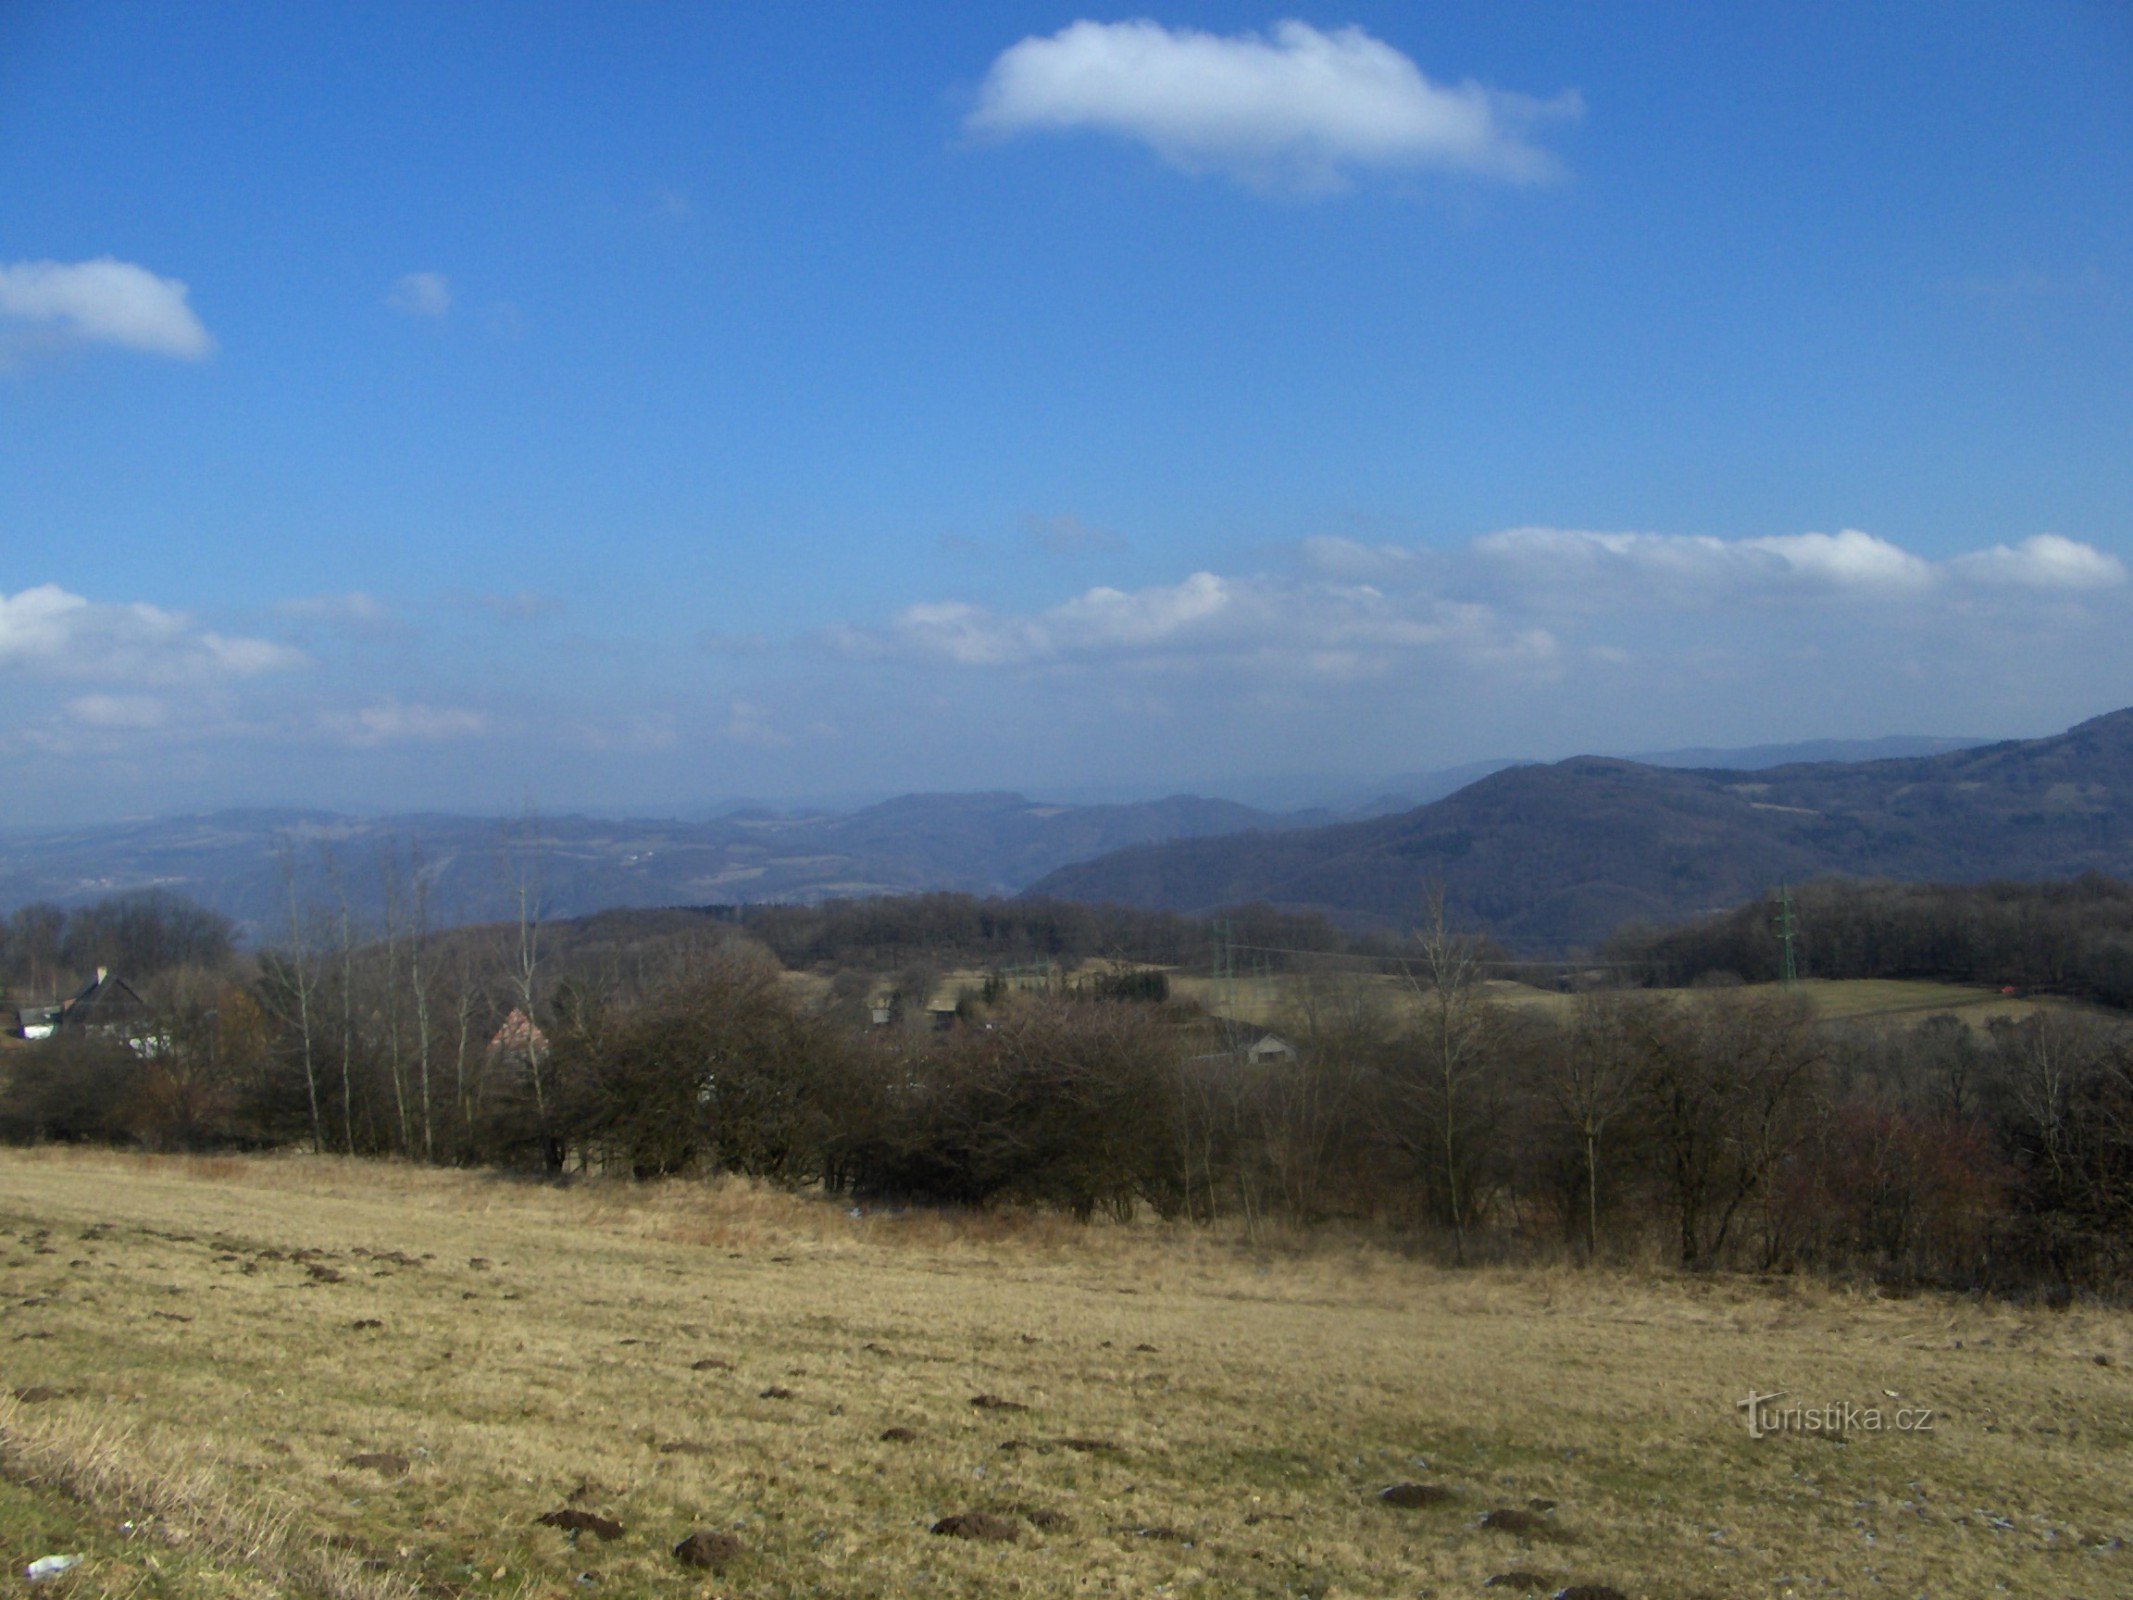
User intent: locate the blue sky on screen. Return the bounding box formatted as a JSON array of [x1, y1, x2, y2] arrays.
[[4, 3, 2131, 823]]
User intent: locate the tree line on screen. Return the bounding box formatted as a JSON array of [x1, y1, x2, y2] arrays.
[[1603, 873, 2133, 1007], [5, 874, 2131, 1295]]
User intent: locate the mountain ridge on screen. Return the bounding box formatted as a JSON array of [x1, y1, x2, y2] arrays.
[[1027, 710, 2133, 949]]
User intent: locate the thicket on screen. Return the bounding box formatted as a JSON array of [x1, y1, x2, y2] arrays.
[[1, 891, 236, 998], [1605, 874, 2133, 1007], [737, 893, 1358, 972], [7, 878, 2133, 1295]]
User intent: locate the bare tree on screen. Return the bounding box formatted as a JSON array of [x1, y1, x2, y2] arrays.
[[1391, 891, 1497, 1262], [1546, 992, 1646, 1262], [498, 808, 555, 1168], [273, 842, 325, 1153]]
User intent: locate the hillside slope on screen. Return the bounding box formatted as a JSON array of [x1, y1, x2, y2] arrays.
[[1029, 709, 2133, 948]]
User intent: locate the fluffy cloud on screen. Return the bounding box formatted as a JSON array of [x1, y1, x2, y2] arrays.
[[387, 271, 453, 317], [833, 569, 1551, 680], [0, 257, 214, 359], [1951, 533, 2126, 590], [1474, 525, 2123, 604], [967, 19, 1579, 192], [829, 525, 2125, 692], [0, 584, 304, 683]]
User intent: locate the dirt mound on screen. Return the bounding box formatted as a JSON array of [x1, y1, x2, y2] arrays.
[[879, 1426, 918, 1443], [1479, 1508, 1561, 1538], [657, 1440, 715, 1456], [672, 1530, 742, 1570], [758, 1384, 795, 1400], [1555, 1588, 1627, 1600], [1057, 1436, 1120, 1453], [536, 1509, 624, 1541], [969, 1393, 1028, 1411], [344, 1452, 410, 1476], [1378, 1482, 1455, 1508], [1120, 1524, 1192, 1543], [689, 1356, 734, 1371], [1484, 1574, 1552, 1591], [350, 1318, 384, 1330], [304, 1263, 344, 1284], [932, 1512, 1020, 1542], [10, 1386, 68, 1403], [1024, 1507, 1071, 1531]]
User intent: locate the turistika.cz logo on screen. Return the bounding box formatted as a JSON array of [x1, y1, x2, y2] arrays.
[[1737, 1389, 1936, 1439]]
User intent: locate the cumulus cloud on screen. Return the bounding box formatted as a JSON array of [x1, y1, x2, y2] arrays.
[[1476, 526, 1960, 602], [387, 271, 453, 317], [826, 524, 2126, 700], [0, 584, 304, 684], [1951, 533, 2126, 590], [832, 569, 1550, 680], [0, 257, 214, 358], [967, 19, 1580, 192], [1472, 526, 2128, 607]]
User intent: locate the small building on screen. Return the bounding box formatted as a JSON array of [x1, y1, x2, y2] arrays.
[[487, 1007, 550, 1065], [55, 968, 150, 1035]]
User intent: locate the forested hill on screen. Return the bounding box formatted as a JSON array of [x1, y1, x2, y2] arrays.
[[1028, 708, 2133, 950], [0, 792, 1293, 941]]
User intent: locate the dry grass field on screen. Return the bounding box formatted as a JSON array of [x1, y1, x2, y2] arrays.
[[1166, 971, 2081, 1034], [1, 1150, 2128, 1600]]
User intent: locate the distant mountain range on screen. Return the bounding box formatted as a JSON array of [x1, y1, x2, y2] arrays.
[[1334, 734, 1987, 819], [1028, 712, 2133, 950], [0, 793, 1284, 940], [0, 729, 2035, 947]]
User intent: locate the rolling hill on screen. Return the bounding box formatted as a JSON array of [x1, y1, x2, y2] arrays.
[[1028, 709, 2133, 949], [0, 792, 1288, 941]]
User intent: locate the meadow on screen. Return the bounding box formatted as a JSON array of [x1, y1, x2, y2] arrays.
[[1163, 970, 2078, 1033], [0, 1150, 2127, 1599]]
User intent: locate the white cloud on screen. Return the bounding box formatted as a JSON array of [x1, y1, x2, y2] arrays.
[[1475, 526, 1949, 600], [1951, 533, 2126, 591], [0, 584, 304, 683], [1741, 529, 1936, 591], [0, 257, 214, 358], [828, 525, 2127, 694], [967, 19, 1579, 193], [833, 569, 1546, 679], [388, 271, 453, 318], [325, 701, 488, 747]]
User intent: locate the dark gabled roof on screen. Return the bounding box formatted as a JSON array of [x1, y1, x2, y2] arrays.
[[57, 970, 149, 1029]]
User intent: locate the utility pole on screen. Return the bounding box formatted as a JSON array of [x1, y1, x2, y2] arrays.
[[1211, 917, 1238, 1043], [1775, 884, 1799, 987]]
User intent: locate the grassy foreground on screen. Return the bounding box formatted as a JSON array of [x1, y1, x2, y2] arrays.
[[0, 1152, 2127, 1599]]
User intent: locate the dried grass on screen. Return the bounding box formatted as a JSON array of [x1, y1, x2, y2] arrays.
[[0, 1148, 2127, 1598]]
